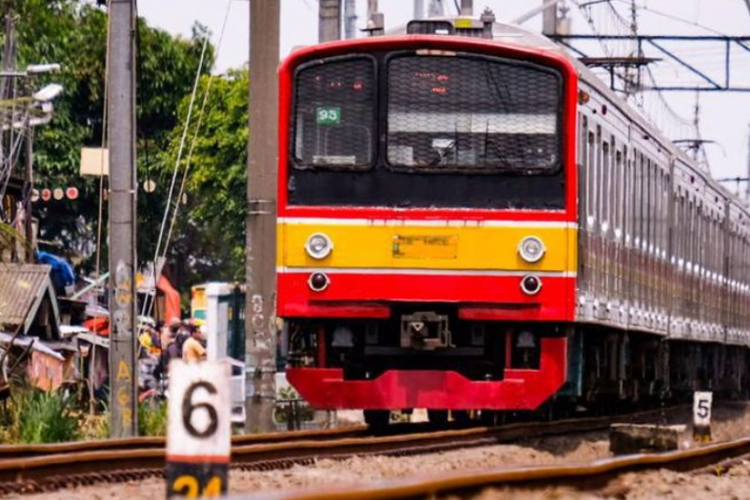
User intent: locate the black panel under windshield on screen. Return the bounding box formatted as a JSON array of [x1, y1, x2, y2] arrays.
[[288, 51, 565, 210]]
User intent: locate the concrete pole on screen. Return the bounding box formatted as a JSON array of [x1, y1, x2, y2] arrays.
[[319, 0, 341, 43], [367, 0, 384, 35], [542, 0, 558, 36], [460, 0, 473, 16], [0, 1, 15, 102], [427, 0, 445, 17], [107, 0, 138, 437], [344, 0, 357, 39], [246, 0, 279, 434], [414, 0, 424, 19], [23, 127, 32, 262]]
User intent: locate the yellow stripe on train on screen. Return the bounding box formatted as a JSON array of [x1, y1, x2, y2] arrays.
[[278, 220, 577, 273]]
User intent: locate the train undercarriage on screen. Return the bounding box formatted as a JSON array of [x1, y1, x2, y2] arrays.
[[284, 307, 750, 425]]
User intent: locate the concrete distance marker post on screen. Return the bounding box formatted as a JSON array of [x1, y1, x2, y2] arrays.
[[166, 360, 231, 499], [693, 391, 713, 444]]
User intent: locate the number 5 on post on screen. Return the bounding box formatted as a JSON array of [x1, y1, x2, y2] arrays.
[[166, 360, 231, 498]]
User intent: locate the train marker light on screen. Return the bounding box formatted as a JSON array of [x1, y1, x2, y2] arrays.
[[518, 236, 546, 263], [305, 233, 333, 260], [520, 275, 542, 296], [308, 272, 330, 292]]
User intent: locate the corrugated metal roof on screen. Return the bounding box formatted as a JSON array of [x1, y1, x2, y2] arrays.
[[0, 264, 54, 331]]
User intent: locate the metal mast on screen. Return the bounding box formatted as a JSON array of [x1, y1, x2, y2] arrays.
[[246, 0, 280, 434], [428, 0, 445, 17], [319, 0, 341, 43], [414, 0, 424, 19], [107, 0, 138, 437], [542, 0, 558, 36], [344, 0, 357, 39]]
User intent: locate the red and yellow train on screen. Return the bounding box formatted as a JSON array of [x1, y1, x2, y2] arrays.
[[277, 16, 750, 424]]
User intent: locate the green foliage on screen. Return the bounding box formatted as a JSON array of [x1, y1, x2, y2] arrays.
[[275, 387, 315, 424], [159, 70, 248, 287], [11, 0, 215, 272], [8, 389, 81, 444], [138, 399, 168, 436]]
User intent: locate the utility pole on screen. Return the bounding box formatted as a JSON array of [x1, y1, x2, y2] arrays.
[[319, 0, 341, 43], [344, 0, 357, 40], [0, 1, 15, 101], [246, 0, 279, 434], [542, 0, 558, 37], [367, 0, 384, 35], [460, 0, 473, 16], [428, 0, 445, 17], [23, 128, 32, 262], [414, 0, 424, 19], [107, 0, 138, 437]]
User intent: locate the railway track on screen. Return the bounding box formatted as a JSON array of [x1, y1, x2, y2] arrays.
[[0, 407, 687, 496], [238, 435, 750, 500], [0, 424, 369, 460]]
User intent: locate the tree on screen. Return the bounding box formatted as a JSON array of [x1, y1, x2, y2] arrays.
[[159, 69, 248, 289], [9, 0, 214, 272]]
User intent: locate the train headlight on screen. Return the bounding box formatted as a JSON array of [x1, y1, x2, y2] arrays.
[[308, 272, 330, 292], [305, 233, 333, 260], [520, 275, 543, 296], [518, 236, 546, 263]]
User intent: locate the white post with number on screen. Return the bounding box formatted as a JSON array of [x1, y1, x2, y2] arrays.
[[167, 360, 231, 499], [693, 391, 712, 444]]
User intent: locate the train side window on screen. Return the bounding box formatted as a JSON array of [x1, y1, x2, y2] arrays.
[[615, 147, 625, 234], [655, 164, 661, 252], [664, 172, 671, 255], [602, 140, 610, 231], [579, 115, 588, 223], [596, 126, 603, 227], [587, 131, 596, 224], [634, 151, 642, 245], [623, 148, 630, 241], [579, 114, 588, 165]]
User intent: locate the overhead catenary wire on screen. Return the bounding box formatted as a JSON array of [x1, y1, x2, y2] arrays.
[[159, 0, 233, 287], [94, 1, 112, 280], [140, 16, 211, 324], [142, 0, 232, 322]]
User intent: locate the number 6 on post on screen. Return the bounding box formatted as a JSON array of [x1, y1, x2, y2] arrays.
[[167, 360, 231, 499]]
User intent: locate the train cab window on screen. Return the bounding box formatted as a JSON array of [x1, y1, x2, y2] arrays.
[[386, 54, 562, 172], [293, 56, 376, 169]]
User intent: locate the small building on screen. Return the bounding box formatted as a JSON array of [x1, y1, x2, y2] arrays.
[[0, 263, 76, 391], [0, 263, 60, 339]]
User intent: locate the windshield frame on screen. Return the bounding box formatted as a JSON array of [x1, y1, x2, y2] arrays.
[[382, 50, 565, 176], [291, 53, 379, 172]]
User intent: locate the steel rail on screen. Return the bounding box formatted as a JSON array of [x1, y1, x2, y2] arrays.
[[236, 436, 750, 500], [0, 407, 685, 495], [0, 424, 368, 460]]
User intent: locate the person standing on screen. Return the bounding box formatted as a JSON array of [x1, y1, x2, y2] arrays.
[[182, 326, 207, 362]]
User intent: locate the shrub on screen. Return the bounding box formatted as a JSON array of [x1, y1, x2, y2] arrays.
[[11, 389, 81, 444], [138, 400, 168, 436]]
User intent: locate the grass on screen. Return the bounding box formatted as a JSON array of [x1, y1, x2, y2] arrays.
[[138, 400, 168, 436], [2, 389, 82, 444]]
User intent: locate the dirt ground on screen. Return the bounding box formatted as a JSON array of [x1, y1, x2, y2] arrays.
[[464, 461, 750, 500], [5, 405, 750, 500]]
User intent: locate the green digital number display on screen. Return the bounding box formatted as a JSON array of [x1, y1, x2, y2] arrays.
[[316, 106, 341, 125]]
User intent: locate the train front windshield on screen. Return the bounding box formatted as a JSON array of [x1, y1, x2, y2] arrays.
[[289, 50, 566, 210]]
